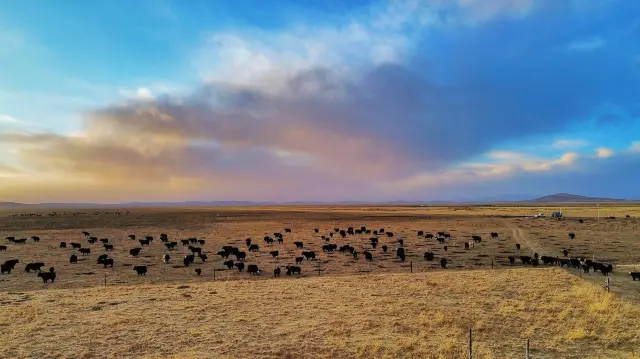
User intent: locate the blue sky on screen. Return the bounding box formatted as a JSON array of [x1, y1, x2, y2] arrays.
[[0, 0, 639, 203]]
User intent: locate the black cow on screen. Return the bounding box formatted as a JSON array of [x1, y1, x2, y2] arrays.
[[129, 248, 142, 257], [37, 271, 56, 283], [294, 241, 304, 249], [424, 252, 434, 261], [217, 251, 230, 259], [322, 244, 336, 252], [516, 243, 521, 250], [79, 248, 91, 255], [0, 245, 6, 251], [379, 228, 385, 233], [295, 256, 304, 264], [181, 239, 190, 246], [198, 240, 205, 246], [417, 231, 424, 236], [270, 250, 279, 258], [339, 230, 346, 238], [277, 237, 284, 244], [163, 254, 170, 264], [563, 249, 569, 257], [314, 228, 319, 233], [396, 248, 406, 262], [569, 233, 575, 239], [195, 268, 202, 276], [103, 258, 114, 268], [133, 266, 147, 276], [629, 272, 640, 281], [184, 255, 195, 267], [444, 246, 448, 251], [464, 243, 470, 250], [139, 239, 150, 247], [59, 242, 66, 248], [104, 244, 114, 251], [520, 256, 532, 265], [97, 254, 108, 264], [531, 259, 539, 267], [164, 242, 177, 250], [472, 235, 482, 243], [224, 260, 235, 269], [490, 232, 499, 239], [284, 228, 292, 233], [188, 237, 197, 244], [426, 234, 434, 239], [286, 265, 301, 275], [386, 232, 394, 238], [145, 236, 154, 242], [248, 264, 260, 275], [246, 238, 252, 247], [533, 253, 539, 260], [382, 245, 388, 253], [25, 262, 45, 272], [82, 231, 90, 236], [87, 237, 97, 244], [264, 237, 274, 245], [1, 263, 12, 274], [31, 236, 40, 242], [199, 253, 208, 263], [100, 238, 109, 244], [363, 251, 372, 261], [508, 256, 515, 264], [69, 254, 78, 264], [579, 219, 584, 223], [440, 258, 448, 269], [5, 236, 14, 241], [302, 251, 316, 260], [235, 251, 247, 261], [274, 267, 281, 277], [129, 235, 136, 240], [3, 259, 19, 269], [398, 239, 404, 247], [541, 256, 557, 265], [70, 243, 82, 249], [188, 246, 202, 255], [436, 237, 445, 244], [249, 244, 259, 252]]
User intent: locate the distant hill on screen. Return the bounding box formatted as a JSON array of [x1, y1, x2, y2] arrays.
[[524, 193, 628, 203]]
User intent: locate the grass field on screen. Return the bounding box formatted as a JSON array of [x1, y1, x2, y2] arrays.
[[1, 268, 639, 359], [1, 205, 639, 358]]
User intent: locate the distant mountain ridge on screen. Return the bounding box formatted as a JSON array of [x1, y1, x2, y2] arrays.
[[523, 193, 628, 203], [0, 193, 633, 209]]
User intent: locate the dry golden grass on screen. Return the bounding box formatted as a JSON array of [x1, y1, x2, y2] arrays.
[[1, 267, 639, 359]]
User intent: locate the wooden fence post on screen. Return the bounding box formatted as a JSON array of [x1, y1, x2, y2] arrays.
[[468, 328, 472, 359], [525, 338, 530, 359], [213, 268, 216, 282], [410, 261, 413, 273], [104, 273, 107, 287]]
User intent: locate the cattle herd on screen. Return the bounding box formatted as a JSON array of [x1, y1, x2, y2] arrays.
[[1, 224, 639, 286]]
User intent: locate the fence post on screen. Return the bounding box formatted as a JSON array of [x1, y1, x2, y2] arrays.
[[104, 273, 107, 287], [468, 328, 472, 359], [213, 268, 216, 282], [525, 338, 530, 359], [410, 261, 413, 273]]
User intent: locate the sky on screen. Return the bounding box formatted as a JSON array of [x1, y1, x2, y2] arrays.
[[0, 0, 639, 203]]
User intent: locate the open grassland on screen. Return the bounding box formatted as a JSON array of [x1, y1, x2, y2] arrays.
[[1, 268, 639, 359], [1, 205, 640, 292]]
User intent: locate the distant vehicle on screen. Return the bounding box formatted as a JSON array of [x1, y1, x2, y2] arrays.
[[551, 211, 563, 218], [534, 213, 545, 218]]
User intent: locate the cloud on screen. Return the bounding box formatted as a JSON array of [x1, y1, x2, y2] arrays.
[[0, 115, 21, 123], [567, 36, 606, 52], [552, 139, 588, 149], [630, 142, 640, 152], [595, 147, 615, 158], [119, 87, 154, 100]]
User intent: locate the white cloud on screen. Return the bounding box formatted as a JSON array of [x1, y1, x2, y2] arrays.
[[487, 151, 527, 161], [630, 142, 640, 152], [567, 36, 606, 52], [552, 138, 588, 149], [194, 0, 539, 92], [595, 147, 615, 158], [119, 87, 155, 100], [0, 115, 21, 123]]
